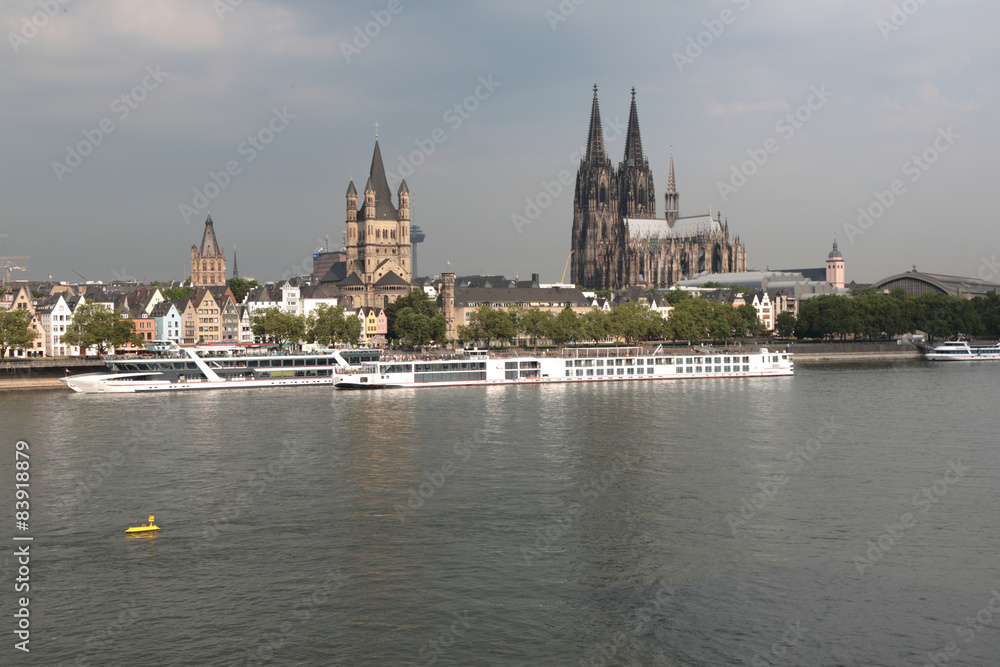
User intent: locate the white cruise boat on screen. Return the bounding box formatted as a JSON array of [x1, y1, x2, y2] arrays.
[[333, 346, 793, 389], [924, 337, 1000, 361], [61, 342, 378, 393]]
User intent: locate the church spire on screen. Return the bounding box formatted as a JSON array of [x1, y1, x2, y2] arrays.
[[665, 146, 679, 226], [232, 245, 238, 279], [623, 87, 644, 167], [668, 146, 676, 193], [585, 84, 606, 163], [200, 214, 221, 257], [360, 138, 397, 220]]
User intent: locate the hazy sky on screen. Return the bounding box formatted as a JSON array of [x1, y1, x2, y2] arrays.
[[3, 0, 997, 285]]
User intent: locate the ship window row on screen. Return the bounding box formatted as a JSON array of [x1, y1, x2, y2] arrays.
[[257, 369, 332, 378], [504, 361, 540, 369], [505, 370, 540, 379], [115, 358, 345, 371], [412, 362, 486, 373], [414, 371, 487, 383]]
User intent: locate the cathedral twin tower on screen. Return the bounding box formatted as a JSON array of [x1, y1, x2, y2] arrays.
[[571, 86, 746, 290]]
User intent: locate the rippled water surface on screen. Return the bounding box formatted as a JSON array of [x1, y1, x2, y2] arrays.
[[2, 361, 999, 666]]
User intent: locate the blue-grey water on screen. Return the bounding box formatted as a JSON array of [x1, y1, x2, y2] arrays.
[[2, 361, 999, 666]]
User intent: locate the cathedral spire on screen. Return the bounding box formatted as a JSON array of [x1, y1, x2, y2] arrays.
[[665, 146, 679, 226], [668, 146, 676, 193], [623, 87, 644, 167], [585, 84, 606, 163]]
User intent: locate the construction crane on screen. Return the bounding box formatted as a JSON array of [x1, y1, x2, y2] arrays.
[[560, 251, 574, 283], [1, 256, 30, 286]]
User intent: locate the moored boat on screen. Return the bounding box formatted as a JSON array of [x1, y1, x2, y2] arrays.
[[924, 337, 1000, 361], [334, 345, 793, 389], [61, 341, 378, 393]]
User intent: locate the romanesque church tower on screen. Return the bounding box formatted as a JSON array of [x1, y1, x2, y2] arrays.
[[342, 139, 412, 308], [191, 214, 226, 286]]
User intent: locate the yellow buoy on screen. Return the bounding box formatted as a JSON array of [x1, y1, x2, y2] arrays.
[[125, 515, 160, 534]]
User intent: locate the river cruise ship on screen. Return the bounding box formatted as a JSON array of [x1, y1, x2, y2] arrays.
[[61, 342, 376, 393], [334, 346, 793, 389], [924, 338, 1000, 361]]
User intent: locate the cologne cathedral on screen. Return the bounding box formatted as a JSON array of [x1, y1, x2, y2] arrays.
[[571, 86, 747, 290]]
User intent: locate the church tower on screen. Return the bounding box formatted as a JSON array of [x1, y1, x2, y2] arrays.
[[826, 239, 845, 289], [618, 88, 655, 221], [191, 214, 226, 286], [341, 138, 412, 307], [572, 85, 621, 289]]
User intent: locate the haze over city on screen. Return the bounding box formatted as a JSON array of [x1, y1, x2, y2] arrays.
[[3, 0, 996, 284]]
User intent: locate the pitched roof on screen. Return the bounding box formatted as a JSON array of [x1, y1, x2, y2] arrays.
[[358, 140, 397, 221], [338, 272, 365, 288], [374, 271, 410, 288], [454, 286, 590, 308], [198, 214, 222, 257], [319, 261, 347, 284], [150, 301, 179, 317], [300, 283, 342, 299]]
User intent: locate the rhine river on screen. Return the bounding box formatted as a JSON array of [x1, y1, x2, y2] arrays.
[[2, 361, 999, 666]]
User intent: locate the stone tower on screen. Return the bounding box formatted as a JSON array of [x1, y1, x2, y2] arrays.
[[826, 239, 845, 289], [571, 85, 621, 288], [342, 139, 413, 308], [191, 214, 226, 286], [440, 272, 456, 340], [619, 88, 655, 221]]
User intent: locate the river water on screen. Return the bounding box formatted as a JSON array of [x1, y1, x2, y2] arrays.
[[1, 361, 999, 666]]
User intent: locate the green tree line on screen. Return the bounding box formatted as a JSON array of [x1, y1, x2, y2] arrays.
[[454, 298, 763, 347], [792, 290, 1000, 341]]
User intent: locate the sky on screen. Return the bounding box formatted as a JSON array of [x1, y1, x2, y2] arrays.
[[2, 0, 997, 286]]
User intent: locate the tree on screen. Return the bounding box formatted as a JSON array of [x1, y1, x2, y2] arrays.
[[663, 298, 712, 341], [608, 301, 661, 342], [308, 304, 348, 346], [113, 317, 147, 351], [519, 308, 555, 349], [775, 311, 796, 338], [579, 308, 608, 343], [733, 303, 763, 337], [706, 301, 735, 341], [468, 306, 517, 347], [343, 315, 363, 347], [162, 286, 193, 301], [394, 307, 433, 347], [0, 309, 38, 359], [663, 289, 692, 305], [227, 278, 261, 304], [251, 307, 306, 347], [62, 300, 128, 355], [384, 289, 438, 339], [545, 307, 582, 344]]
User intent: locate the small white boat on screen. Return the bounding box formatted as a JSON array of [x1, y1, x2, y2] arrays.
[[334, 345, 793, 389], [924, 337, 1000, 361]]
